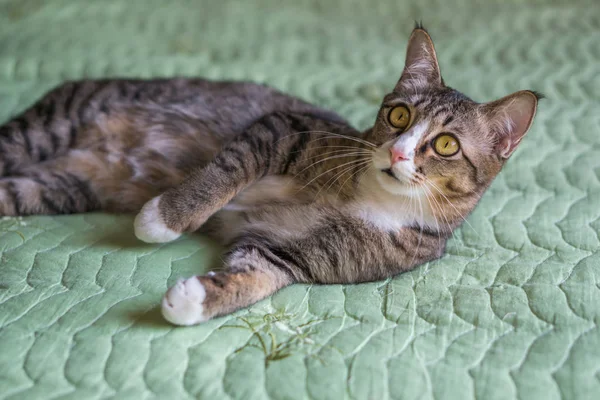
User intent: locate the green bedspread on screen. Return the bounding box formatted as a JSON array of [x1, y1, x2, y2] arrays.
[[1, 0, 599, 399]]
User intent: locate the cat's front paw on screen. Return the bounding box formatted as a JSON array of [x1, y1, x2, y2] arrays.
[[134, 196, 181, 243], [162, 277, 207, 326]]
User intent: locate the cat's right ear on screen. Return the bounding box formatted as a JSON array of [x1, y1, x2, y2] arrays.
[[481, 90, 541, 159], [394, 25, 442, 93]]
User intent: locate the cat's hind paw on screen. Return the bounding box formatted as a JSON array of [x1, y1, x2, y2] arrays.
[[134, 196, 181, 243], [162, 277, 208, 326]]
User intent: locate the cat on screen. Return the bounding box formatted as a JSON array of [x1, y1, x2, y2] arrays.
[[0, 25, 540, 325]]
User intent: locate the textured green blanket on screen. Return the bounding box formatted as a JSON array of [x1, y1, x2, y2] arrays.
[[1, 0, 599, 399]]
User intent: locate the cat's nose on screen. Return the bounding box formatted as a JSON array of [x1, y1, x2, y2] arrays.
[[390, 147, 409, 164]]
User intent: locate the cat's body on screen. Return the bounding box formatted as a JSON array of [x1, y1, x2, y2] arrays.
[[0, 27, 539, 325], [0, 78, 342, 211]]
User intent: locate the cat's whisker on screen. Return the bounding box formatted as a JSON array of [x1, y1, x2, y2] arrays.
[[420, 185, 441, 235], [296, 157, 372, 194], [304, 131, 377, 148], [421, 185, 446, 256], [422, 184, 458, 254], [292, 153, 371, 178], [336, 162, 372, 198], [320, 159, 372, 196], [431, 186, 463, 256], [423, 178, 479, 237], [275, 130, 377, 149], [314, 164, 361, 198], [307, 135, 377, 149], [422, 185, 448, 232], [424, 181, 467, 236], [408, 183, 424, 268], [406, 183, 416, 228], [282, 153, 369, 192], [274, 130, 333, 143], [300, 149, 373, 161], [313, 161, 362, 196], [290, 145, 373, 155], [304, 150, 373, 161], [411, 172, 426, 184]]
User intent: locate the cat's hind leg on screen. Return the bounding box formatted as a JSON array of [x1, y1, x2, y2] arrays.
[[1, 78, 232, 178], [161, 245, 295, 325], [0, 146, 181, 216], [0, 81, 102, 176], [0, 172, 100, 216]]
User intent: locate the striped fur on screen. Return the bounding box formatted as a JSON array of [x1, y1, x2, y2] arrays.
[[0, 27, 540, 324]]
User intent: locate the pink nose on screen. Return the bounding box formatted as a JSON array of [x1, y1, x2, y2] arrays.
[[390, 147, 409, 164]]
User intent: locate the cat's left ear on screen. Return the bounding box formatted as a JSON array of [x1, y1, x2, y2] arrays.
[[482, 90, 541, 159], [395, 26, 442, 92]]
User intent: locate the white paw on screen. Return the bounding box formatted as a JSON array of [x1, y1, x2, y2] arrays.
[[134, 196, 181, 243], [161, 277, 208, 326]]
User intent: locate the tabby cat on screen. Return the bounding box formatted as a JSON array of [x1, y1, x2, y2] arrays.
[[0, 26, 539, 325]]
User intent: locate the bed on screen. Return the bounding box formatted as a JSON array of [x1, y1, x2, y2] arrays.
[[1, 0, 599, 399]]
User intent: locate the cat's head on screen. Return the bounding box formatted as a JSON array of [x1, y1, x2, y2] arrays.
[[365, 25, 540, 229]]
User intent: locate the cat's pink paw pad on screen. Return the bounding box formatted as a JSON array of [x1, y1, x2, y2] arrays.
[[161, 277, 207, 326], [134, 196, 181, 243]]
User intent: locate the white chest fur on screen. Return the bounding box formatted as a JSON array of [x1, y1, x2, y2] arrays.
[[349, 170, 437, 231]]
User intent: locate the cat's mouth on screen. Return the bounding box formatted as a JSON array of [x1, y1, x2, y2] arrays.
[[380, 168, 420, 186], [381, 168, 399, 181]]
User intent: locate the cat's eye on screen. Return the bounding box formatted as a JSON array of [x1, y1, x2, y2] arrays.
[[433, 134, 460, 157], [388, 105, 411, 130]]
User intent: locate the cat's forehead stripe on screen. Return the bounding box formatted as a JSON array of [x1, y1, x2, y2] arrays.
[[431, 107, 452, 120], [442, 115, 454, 127], [412, 97, 428, 107]]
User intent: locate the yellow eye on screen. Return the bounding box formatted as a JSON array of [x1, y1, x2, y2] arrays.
[[388, 105, 411, 130], [433, 134, 460, 156]]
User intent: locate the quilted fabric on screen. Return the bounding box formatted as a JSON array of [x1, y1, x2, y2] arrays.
[[1, 0, 599, 399]]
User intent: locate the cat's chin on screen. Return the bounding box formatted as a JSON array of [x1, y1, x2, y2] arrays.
[[375, 169, 422, 197]]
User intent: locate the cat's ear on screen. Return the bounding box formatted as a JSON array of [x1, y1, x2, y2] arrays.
[[481, 90, 541, 159], [394, 26, 442, 92]]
